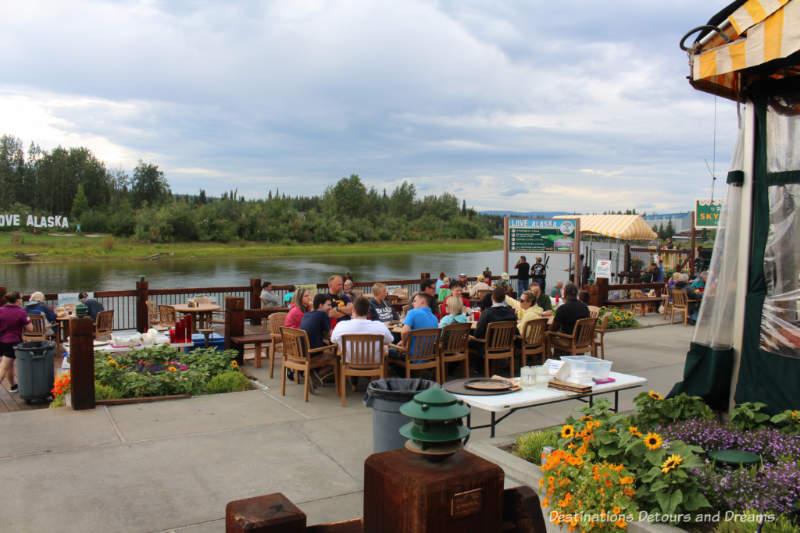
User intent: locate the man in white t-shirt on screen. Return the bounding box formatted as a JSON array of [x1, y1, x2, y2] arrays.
[[330, 296, 394, 363]]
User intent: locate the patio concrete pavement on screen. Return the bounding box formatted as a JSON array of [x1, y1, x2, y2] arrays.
[[0, 316, 694, 533]]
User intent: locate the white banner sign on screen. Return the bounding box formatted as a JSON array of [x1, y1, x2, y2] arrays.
[[595, 260, 613, 279], [0, 214, 70, 228]]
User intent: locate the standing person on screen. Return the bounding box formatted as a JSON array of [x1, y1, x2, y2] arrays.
[[515, 256, 530, 295], [327, 275, 353, 329], [78, 291, 104, 321], [369, 283, 399, 323], [531, 257, 547, 293], [331, 296, 393, 364], [549, 283, 589, 334], [300, 293, 333, 350], [260, 281, 282, 308], [657, 260, 665, 283], [284, 288, 312, 329], [0, 292, 33, 392]]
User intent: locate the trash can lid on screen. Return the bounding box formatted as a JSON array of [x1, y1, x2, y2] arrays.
[[365, 378, 439, 401]]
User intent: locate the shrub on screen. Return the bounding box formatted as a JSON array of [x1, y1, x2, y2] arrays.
[[731, 402, 772, 431], [94, 381, 121, 400], [631, 391, 715, 430], [515, 430, 559, 464], [205, 371, 250, 394], [598, 306, 640, 329], [771, 409, 800, 435]]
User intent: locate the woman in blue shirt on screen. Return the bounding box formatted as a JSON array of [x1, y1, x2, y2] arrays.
[[439, 295, 468, 328]]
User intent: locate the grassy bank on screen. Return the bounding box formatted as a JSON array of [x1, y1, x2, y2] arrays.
[[0, 232, 503, 263]]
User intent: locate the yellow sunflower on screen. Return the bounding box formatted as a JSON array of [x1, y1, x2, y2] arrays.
[[661, 453, 684, 474], [628, 426, 642, 437], [791, 410, 799, 421], [643, 432, 663, 450], [561, 424, 576, 439], [168, 366, 177, 372], [231, 360, 239, 368], [648, 390, 664, 401], [580, 415, 593, 422]]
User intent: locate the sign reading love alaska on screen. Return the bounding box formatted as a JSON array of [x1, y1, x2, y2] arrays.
[[0, 214, 70, 229]]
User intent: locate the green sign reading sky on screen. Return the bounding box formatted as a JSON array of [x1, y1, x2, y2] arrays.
[[508, 218, 577, 253], [696, 200, 722, 228]]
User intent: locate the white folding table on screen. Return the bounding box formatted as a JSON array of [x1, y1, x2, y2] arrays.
[[452, 372, 647, 438]]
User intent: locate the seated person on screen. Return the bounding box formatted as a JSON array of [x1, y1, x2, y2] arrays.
[[674, 273, 702, 320], [435, 272, 447, 291], [438, 280, 470, 318], [331, 296, 393, 364], [474, 287, 517, 340], [550, 283, 589, 334], [469, 274, 491, 298], [260, 281, 282, 308], [532, 284, 553, 314], [369, 283, 399, 323], [24, 291, 57, 324], [78, 291, 104, 321], [439, 295, 469, 328], [343, 279, 358, 302], [437, 277, 451, 303], [420, 278, 438, 313], [504, 290, 543, 334], [300, 293, 333, 350], [691, 271, 708, 291], [284, 288, 311, 329], [549, 281, 564, 299], [283, 285, 296, 306], [391, 292, 439, 360]]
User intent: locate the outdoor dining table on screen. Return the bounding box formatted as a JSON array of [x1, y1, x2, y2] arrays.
[[450, 371, 647, 438], [172, 303, 220, 333]]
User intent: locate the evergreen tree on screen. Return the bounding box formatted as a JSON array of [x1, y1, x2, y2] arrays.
[[71, 183, 89, 221], [665, 218, 674, 238]]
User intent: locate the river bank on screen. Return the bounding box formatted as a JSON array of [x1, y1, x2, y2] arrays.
[[0, 233, 503, 264]]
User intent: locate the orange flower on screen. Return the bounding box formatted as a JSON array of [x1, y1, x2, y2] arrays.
[[612, 506, 621, 514], [542, 497, 549, 508], [616, 518, 628, 528], [231, 360, 239, 368], [168, 366, 177, 372], [628, 426, 642, 437], [619, 476, 634, 485]]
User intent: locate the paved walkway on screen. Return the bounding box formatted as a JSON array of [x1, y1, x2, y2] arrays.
[[0, 316, 694, 533]]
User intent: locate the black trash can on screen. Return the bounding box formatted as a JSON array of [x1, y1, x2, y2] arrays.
[[364, 378, 439, 453], [14, 340, 56, 404]]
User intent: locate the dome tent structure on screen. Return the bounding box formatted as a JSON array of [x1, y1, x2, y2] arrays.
[[671, 0, 800, 413]]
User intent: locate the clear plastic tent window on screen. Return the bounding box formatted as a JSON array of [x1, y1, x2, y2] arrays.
[[760, 97, 800, 358]]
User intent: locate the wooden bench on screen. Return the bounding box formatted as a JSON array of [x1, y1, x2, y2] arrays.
[[230, 333, 271, 368]]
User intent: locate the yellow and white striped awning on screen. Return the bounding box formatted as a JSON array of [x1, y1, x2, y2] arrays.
[[692, 0, 800, 82], [553, 215, 657, 241]]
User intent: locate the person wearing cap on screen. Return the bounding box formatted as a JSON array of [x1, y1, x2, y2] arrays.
[[469, 274, 491, 298], [514, 256, 530, 295], [79, 291, 104, 321], [457, 273, 468, 286], [24, 291, 57, 324]]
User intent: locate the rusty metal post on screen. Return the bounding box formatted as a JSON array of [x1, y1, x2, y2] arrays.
[[250, 278, 262, 325], [69, 317, 95, 410], [136, 277, 149, 333], [224, 296, 245, 365]]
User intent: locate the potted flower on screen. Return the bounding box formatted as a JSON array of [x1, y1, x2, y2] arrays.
[[51, 371, 71, 408]]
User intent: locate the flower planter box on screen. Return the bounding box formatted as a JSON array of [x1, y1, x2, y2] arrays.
[[467, 440, 688, 533]]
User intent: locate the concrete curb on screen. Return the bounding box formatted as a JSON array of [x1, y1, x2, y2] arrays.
[[467, 441, 686, 533]]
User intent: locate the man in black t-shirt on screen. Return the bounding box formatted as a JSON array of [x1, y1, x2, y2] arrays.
[[327, 274, 353, 329], [300, 293, 333, 349], [515, 256, 530, 295], [550, 283, 589, 334], [531, 257, 547, 293]]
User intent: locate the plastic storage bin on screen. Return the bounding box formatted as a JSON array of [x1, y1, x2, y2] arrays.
[[189, 332, 225, 352], [561, 355, 612, 379]]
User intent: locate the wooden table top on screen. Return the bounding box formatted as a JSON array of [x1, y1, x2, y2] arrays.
[[172, 304, 220, 313]]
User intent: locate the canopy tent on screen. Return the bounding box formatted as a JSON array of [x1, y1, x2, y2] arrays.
[[553, 214, 657, 241], [671, 0, 800, 413]]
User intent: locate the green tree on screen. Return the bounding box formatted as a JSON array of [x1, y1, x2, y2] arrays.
[[132, 161, 171, 206], [665, 218, 674, 238], [0, 135, 26, 207], [71, 183, 89, 221]]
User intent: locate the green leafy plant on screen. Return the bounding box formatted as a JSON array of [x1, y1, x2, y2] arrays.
[[205, 371, 250, 394], [631, 391, 714, 430], [731, 402, 772, 431], [715, 512, 799, 533], [770, 409, 800, 435], [94, 382, 121, 400], [515, 430, 559, 464]]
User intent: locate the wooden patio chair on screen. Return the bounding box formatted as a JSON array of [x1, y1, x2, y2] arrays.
[[592, 315, 609, 359], [389, 328, 441, 381], [94, 310, 114, 340], [588, 305, 601, 320], [439, 322, 471, 382], [159, 305, 176, 328], [194, 296, 215, 304], [279, 326, 339, 402], [471, 321, 516, 378], [338, 333, 386, 406], [267, 312, 288, 378], [547, 317, 596, 356], [662, 288, 673, 320], [670, 289, 690, 326], [146, 300, 164, 330], [194, 310, 216, 346], [519, 318, 549, 366], [23, 314, 61, 352]]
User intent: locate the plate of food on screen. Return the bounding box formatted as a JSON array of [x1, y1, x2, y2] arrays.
[[464, 378, 513, 391]]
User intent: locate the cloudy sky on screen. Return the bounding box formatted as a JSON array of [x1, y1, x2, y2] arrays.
[[1, 0, 737, 213]]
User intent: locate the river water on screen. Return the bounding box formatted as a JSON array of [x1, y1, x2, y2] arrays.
[[1, 243, 638, 293]]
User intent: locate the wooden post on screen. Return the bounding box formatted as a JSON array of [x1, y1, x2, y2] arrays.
[[503, 216, 509, 275], [590, 277, 609, 306], [226, 493, 306, 533], [690, 211, 696, 278], [136, 277, 149, 333], [420, 272, 430, 279], [0, 286, 5, 302], [69, 317, 95, 410], [250, 278, 262, 326], [574, 219, 582, 288], [224, 296, 245, 366]]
